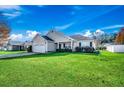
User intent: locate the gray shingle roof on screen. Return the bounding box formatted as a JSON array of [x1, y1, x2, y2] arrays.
[[42, 36, 54, 41], [70, 35, 90, 40], [8, 40, 24, 45]]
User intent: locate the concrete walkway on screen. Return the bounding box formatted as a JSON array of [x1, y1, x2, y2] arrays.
[[0, 52, 38, 59]]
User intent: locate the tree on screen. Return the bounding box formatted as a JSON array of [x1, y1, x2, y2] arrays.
[[0, 12, 10, 46], [115, 28, 124, 44]]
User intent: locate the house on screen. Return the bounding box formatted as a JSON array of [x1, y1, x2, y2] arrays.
[[6, 40, 25, 51], [32, 30, 95, 53]]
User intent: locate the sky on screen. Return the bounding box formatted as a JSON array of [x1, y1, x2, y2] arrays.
[[0, 5, 124, 41]]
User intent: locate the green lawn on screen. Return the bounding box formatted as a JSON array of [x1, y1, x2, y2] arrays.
[[0, 51, 26, 55], [0, 51, 124, 87]]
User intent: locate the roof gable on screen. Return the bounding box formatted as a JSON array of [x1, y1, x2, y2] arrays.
[[46, 30, 74, 42]]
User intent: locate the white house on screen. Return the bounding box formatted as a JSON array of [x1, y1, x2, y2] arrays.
[[32, 30, 95, 53], [6, 40, 25, 51]]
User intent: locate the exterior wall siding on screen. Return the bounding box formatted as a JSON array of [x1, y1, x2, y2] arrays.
[[47, 42, 56, 52], [32, 35, 47, 53], [73, 40, 94, 47]]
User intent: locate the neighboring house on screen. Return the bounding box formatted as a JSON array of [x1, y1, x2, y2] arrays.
[[6, 40, 25, 51], [32, 30, 96, 53]]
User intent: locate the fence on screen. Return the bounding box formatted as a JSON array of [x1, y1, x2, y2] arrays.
[[107, 45, 124, 52]]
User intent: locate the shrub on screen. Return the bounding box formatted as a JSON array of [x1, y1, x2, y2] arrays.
[[94, 50, 100, 55], [96, 46, 106, 50], [83, 46, 95, 53], [75, 47, 82, 52], [56, 49, 72, 52], [75, 46, 95, 53], [65, 48, 72, 52]]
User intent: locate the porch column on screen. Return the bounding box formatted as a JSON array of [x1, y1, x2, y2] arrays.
[[71, 41, 73, 49], [57, 42, 59, 49]]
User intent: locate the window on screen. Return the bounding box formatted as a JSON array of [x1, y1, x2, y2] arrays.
[[59, 44, 61, 49], [90, 42, 92, 47], [63, 43, 65, 48], [79, 42, 81, 47]]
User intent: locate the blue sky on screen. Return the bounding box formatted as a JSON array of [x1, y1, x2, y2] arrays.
[[0, 5, 124, 41]]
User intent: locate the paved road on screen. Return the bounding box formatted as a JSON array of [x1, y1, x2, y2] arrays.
[[0, 52, 38, 59]]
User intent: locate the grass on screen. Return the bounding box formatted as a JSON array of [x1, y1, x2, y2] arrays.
[[0, 51, 124, 87], [0, 51, 26, 55]]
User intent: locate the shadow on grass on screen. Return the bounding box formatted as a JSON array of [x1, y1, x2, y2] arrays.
[[0, 52, 99, 60]]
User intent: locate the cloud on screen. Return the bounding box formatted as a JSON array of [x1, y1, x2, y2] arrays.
[[9, 30, 40, 41], [55, 22, 74, 30], [9, 34, 23, 41], [0, 5, 22, 18], [0, 5, 21, 10], [75, 32, 83, 35], [26, 30, 39, 39], [94, 29, 105, 36], [83, 30, 92, 37], [2, 11, 21, 18], [101, 25, 124, 30]]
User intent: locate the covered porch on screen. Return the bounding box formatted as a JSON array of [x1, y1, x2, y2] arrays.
[[55, 41, 74, 50]]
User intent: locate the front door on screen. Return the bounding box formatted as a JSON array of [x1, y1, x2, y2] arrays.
[[59, 44, 61, 49], [90, 42, 92, 47]]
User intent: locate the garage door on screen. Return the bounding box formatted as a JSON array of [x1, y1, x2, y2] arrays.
[[33, 45, 46, 53]]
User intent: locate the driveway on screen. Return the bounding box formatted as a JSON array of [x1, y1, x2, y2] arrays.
[[0, 52, 38, 59]]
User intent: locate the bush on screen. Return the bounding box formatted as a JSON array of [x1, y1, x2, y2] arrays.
[[56, 49, 72, 52], [96, 46, 106, 50], [75, 47, 82, 52], [83, 46, 95, 53], [27, 46, 32, 52], [75, 46, 95, 53], [95, 50, 100, 55], [65, 48, 72, 52]]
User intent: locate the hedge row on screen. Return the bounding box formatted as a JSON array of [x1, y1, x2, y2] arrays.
[[75, 46, 95, 53]]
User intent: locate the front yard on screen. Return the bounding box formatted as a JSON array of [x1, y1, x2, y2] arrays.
[[0, 51, 124, 86]]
